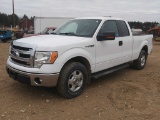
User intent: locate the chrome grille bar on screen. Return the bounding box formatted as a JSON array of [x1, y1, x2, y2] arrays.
[[9, 44, 36, 68]]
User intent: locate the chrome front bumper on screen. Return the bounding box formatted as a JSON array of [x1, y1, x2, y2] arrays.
[[6, 65, 59, 87]]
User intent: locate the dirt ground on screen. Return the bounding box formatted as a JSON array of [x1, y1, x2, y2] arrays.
[[0, 42, 160, 120]]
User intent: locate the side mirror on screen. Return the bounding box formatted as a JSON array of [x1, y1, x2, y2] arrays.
[[97, 31, 115, 41]]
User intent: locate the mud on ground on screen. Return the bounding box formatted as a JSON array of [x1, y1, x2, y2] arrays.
[[0, 42, 160, 120]]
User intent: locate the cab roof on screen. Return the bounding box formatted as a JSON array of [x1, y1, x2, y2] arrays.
[[75, 16, 124, 21]]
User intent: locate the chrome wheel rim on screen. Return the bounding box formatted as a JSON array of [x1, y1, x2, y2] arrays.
[[141, 54, 146, 66], [68, 70, 83, 92]]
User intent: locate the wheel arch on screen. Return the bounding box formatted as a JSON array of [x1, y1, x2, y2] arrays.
[[61, 56, 91, 74], [56, 48, 95, 74], [141, 45, 148, 54]]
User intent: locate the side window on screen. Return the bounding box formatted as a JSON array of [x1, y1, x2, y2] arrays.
[[100, 20, 120, 37], [117, 21, 130, 36]]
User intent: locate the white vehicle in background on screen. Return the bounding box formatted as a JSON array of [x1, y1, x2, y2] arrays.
[[131, 28, 144, 35], [34, 17, 73, 34], [6, 17, 152, 98]]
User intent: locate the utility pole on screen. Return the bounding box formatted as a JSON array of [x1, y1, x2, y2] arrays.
[[12, 0, 15, 30]]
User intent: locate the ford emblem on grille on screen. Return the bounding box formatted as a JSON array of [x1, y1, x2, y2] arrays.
[[13, 51, 19, 57]]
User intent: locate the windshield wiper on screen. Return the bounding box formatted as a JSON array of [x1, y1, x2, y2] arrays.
[[58, 32, 77, 36]]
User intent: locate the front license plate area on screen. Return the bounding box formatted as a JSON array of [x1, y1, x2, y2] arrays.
[[9, 70, 17, 80]]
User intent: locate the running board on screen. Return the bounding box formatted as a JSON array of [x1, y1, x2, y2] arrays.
[[92, 63, 129, 79]]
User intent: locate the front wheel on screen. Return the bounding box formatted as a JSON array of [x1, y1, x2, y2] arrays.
[[57, 62, 88, 98], [132, 50, 147, 70]]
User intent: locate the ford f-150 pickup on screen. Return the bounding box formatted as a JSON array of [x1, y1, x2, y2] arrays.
[[6, 17, 153, 98]]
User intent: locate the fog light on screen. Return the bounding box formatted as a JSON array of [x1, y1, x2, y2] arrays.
[[34, 77, 42, 84]]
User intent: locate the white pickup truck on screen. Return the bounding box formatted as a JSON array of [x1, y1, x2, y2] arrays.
[[6, 17, 153, 98]]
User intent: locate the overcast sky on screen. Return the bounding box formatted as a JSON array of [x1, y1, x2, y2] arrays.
[[0, 0, 160, 22]]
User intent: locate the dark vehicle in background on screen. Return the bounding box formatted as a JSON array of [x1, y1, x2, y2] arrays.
[[23, 27, 56, 38], [0, 30, 12, 42], [14, 31, 24, 39]]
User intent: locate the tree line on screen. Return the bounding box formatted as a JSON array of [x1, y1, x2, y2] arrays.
[[128, 21, 159, 33], [0, 12, 19, 27], [0, 12, 159, 33], [0, 12, 34, 28]]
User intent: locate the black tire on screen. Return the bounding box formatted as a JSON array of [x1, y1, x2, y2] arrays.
[[133, 50, 147, 70], [57, 62, 88, 98]]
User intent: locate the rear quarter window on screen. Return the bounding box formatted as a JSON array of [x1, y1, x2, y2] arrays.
[[117, 21, 130, 36]]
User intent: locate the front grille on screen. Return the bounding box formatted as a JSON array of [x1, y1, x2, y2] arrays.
[[10, 44, 35, 67], [12, 45, 32, 51], [11, 57, 30, 66], [11, 50, 30, 58], [19, 54, 30, 58]]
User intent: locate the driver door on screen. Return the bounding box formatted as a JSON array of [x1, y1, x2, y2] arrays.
[[95, 20, 123, 72]]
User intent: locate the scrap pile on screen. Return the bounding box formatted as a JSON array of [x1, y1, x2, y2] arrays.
[[148, 24, 160, 42]]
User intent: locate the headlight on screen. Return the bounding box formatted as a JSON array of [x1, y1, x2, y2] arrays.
[[34, 52, 58, 67]]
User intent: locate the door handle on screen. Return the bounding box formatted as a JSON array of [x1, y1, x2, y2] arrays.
[[119, 41, 123, 46]]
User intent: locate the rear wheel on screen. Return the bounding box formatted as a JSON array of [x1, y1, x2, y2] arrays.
[[133, 50, 147, 70], [57, 62, 88, 98]]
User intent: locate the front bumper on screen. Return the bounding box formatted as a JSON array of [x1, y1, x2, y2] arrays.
[[6, 65, 59, 87]]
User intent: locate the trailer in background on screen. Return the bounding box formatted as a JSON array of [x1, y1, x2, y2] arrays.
[[34, 17, 73, 34]]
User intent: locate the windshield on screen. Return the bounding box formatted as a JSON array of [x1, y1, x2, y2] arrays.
[[53, 19, 101, 37], [47, 29, 55, 34], [41, 28, 48, 34]]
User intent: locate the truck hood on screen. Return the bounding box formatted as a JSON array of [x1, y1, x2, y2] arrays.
[[14, 35, 88, 51]]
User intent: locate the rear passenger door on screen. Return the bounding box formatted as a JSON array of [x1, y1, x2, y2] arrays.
[[117, 21, 133, 63]]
